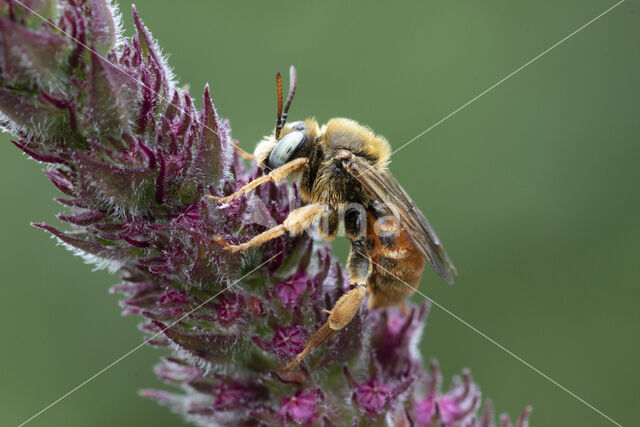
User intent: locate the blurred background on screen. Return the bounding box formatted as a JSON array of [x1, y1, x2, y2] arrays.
[[1, 0, 638, 425]]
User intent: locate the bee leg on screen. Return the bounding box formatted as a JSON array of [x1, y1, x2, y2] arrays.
[[232, 141, 255, 160], [282, 323, 336, 371], [329, 239, 371, 328], [207, 157, 308, 203], [283, 283, 367, 371], [215, 203, 327, 252], [284, 240, 371, 371]]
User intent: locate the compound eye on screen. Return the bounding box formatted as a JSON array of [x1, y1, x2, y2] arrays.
[[268, 131, 307, 168]]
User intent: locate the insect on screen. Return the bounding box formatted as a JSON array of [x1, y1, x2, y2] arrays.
[[208, 66, 456, 370]]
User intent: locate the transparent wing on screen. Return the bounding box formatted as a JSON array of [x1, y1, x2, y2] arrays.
[[343, 155, 457, 284]]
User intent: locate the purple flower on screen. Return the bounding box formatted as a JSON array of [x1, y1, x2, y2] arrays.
[[214, 293, 243, 324], [158, 289, 188, 306], [411, 361, 531, 427], [0, 1, 532, 425], [344, 361, 414, 418], [275, 270, 309, 306], [413, 365, 479, 425], [278, 389, 321, 425], [211, 381, 253, 409], [355, 379, 393, 416], [272, 326, 307, 356]]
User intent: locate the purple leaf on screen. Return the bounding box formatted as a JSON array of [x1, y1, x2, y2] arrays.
[[189, 85, 231, 187], [87, 49, 139, 131], [88, 0, 116, 55], [0, 14, 70, 86]]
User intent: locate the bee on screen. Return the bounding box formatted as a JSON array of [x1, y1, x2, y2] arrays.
[[208, 66, 456, 370]]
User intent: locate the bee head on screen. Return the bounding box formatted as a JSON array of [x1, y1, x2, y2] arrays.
[[267, 120, 318, 169]]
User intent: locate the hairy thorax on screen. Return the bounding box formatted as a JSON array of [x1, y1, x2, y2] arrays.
[[300, 153, 370, 208], [299, 118, 390, 209]]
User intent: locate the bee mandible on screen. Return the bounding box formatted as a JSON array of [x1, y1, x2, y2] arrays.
[[208, 66, 456, 370]]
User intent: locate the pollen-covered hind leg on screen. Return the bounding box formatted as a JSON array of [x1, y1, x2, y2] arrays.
[[326, 240, 371, 330], [207, 157, 307, 203], [282, 323, 336, 371], [215, 203, 326, 252], [284, 240, 371, 371], [283, 284, 367, 372]]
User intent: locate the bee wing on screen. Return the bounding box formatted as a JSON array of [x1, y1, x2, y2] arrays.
[[343, 155, 457, 284]]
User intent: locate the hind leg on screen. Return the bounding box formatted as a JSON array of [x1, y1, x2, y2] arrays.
[[284, 238, 371, 371]]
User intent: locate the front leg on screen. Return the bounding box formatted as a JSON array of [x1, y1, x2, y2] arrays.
[[216, 203, 327, 252], [207, 157, 307, 203]]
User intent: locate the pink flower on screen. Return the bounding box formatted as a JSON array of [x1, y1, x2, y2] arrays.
[[212, 381, 250, 408], [275, 270, 308, 306], [355, 379, 393, 415], [214, 293, 243, 324], [278, 389, 321, 424], [272, 326, 307, 356], [412, 361, 530, 427], [413, 364, 479, 426]]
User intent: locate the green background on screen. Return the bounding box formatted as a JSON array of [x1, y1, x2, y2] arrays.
[[1, 0, 638, 425]]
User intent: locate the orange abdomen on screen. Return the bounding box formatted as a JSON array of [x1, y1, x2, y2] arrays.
[[366, 213, 425, 309]]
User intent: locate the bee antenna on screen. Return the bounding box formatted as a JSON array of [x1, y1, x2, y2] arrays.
[[275, 72, 284, 138], [275, 66, 297, 139]]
